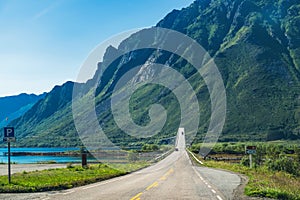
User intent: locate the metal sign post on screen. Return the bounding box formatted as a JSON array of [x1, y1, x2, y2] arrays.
[[8, 140, 11, 184], [3, 127, 16, 184], [246, 146, 256, 169]]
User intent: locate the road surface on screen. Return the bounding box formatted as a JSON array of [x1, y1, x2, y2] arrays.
[[0, 131, 241, 200]]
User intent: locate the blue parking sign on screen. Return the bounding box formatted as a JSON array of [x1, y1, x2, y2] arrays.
[[4, 127, 14, 138]]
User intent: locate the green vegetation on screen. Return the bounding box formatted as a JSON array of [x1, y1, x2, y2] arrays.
[[189, 142, 300, 199], [141, 144, 159, 152], [204, 161, 300, 200], [0, 162, 148, 193]]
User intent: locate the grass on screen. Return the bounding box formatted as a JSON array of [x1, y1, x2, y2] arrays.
[[188, 151, 300, 200], [204, 161, 300, 199], [0, 162, 148, 193]]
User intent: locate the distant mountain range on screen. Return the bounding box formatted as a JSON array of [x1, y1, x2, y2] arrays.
[[3, 0, 300, 147], [0, 93, 45, 130]]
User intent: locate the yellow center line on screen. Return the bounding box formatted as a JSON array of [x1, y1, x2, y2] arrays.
[[129, 168, 174, 200], [130, 192, 143, 200], [146, 181, 159, 191]]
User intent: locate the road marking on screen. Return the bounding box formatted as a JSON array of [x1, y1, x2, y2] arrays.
[[192, 167, 225, 200], [165, 168, 174, 175], [146, 181, 159, 191], [82, 183, 103, 190], [63, 190, 75, 195], [42, 198, 50, 200], [82, 176, 126, 190], [130, 168, 174, 200], [130, 192, 143, 200], [159, 168, 174, 181]]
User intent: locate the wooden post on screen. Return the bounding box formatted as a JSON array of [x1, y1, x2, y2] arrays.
[[81, 147, 87, 168]]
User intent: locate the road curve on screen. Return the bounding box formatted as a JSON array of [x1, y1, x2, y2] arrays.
[[0, 132, 241, 200]]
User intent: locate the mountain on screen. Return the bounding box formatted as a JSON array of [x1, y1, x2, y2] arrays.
[[0, 93, 45, 130], [5, 81, 82, 147], [7, 0, 300, 147]]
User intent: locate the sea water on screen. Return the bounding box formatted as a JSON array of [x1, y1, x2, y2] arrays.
[[0, 147, 95, 164]]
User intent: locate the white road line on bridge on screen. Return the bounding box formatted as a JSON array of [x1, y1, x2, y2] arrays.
[[41, 198, 50, 200], [211, 189, 216, 194], [217, 195, 223, 200]]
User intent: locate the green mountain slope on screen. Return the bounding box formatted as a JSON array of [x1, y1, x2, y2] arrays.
[[0, 93, 45, 130], [7, 0, 300, 147]]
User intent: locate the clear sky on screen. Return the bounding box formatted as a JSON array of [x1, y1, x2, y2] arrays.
[[0, 0, 194, 97]]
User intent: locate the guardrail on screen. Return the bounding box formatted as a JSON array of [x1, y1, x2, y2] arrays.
[[186, 149, 203, 165]]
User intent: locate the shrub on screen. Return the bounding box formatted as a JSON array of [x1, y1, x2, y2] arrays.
[[127, 151, 138, 162]]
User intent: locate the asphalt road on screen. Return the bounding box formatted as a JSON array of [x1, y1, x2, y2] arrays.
[[0, 132, 241, 200]]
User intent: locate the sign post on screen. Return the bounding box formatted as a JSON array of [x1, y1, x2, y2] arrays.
[[245, 146, 256, 168], [8, 140, 11, 184], [3, 127, 16, 184]]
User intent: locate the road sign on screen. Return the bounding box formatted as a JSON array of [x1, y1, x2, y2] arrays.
[[246, 146, 256, 154], [4, 127, 14, 138], [3, 127, 15, 184], [3, 137, 16, 142], [246, 149, 256, 154], [246, 146, 256, 150], [245, 146, 256, 169], [3, 127, 15, 143]]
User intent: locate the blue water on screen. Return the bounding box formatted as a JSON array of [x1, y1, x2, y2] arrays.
[[0, 147, 95, 164]]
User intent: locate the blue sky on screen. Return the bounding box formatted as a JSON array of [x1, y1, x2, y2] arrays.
[[0, 0, 194, 97]]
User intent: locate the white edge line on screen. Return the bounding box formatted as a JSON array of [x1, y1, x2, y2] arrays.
[[63, 190, 75, 195], [82, 176, 125, 190], [186, 149, 203, 165], [193, 167, 223, 199]]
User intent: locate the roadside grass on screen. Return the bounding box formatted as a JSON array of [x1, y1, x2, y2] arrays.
[[188, 151, 300, 200], [0, 162, 148, 193], [204, 161, 300, 200]]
